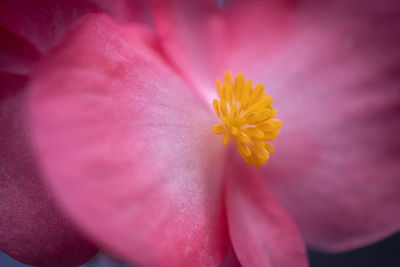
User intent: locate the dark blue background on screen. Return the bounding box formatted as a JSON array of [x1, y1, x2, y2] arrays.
[[2, 232, 400, 267]]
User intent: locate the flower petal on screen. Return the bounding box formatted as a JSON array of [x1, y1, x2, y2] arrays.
[[0, 72, 28, 100], [251, 0, 400, 252], [0, 78, 97, 266], [29, 15, 228, 266], [0, 0, 148, 54], [225, 156, 308, 267], [153, 0, 296, 98], [0, 27, 40, 75], [92, 0, 151, 24]]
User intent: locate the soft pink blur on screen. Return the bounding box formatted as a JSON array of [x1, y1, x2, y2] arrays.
[[1, 0, 400, 267]]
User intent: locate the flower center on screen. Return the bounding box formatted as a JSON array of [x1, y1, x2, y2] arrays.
[[211, 71, 282, 168]]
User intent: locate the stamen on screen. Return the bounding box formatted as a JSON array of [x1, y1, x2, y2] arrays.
[[211, 71, 282, 168]]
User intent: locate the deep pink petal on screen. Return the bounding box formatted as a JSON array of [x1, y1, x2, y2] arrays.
[[0, 72, 28, 100], [225, 155, 308, 267], [92, 0, 151, 24], [221, 246, 242, 267], [247, 0, 400, 252], [153, 0, 296, 98], [29, 15, 228, 266], [0, 0, 148, 54], [0, 77, 97, 266], [0, 27, 40, 75]]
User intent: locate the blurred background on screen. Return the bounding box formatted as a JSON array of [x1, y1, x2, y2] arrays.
[[2, 232, 400, 267]]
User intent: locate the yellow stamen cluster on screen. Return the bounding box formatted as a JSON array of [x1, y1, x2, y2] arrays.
[[211, 71, 282, 168]]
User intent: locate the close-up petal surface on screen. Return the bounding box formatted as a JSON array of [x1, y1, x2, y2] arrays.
[[29, 15, 228, 267], [153, 0, 296, 98], [225, 157, 308, 267], [155, 0, 400, 253], [0, 0, 148, 55], [0, 79, 97, 266], [248, 0, 400, 252]]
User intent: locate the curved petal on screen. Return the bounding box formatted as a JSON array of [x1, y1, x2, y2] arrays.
[[152, 0, 297, 100], [225, 154, 308, 267], [0, 77, 97, 266], [29, 15, 228, 266], [0, 0, 149, 54], [249, 0, 400, 252]]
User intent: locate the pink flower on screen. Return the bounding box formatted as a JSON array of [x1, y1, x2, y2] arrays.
[[2, 0, 400, 267]]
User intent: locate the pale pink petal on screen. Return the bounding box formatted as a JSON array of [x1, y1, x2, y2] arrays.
[[29, 15, 228, 266], [246, 0, 400, 252], [225, 155, 308, 267], [0, 79, 97, 266], [152, 0, 296, 99]]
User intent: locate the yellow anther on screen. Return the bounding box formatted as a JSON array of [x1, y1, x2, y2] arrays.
[[223, 83, 233, 104], [222, 134, 230, 145], [212, 124, 226, 135], [245, 127, 264, 139], [213, 99, 220, 117], [263, 130, 280, 141], [211, 71, 282, 168], [224, 71, 233, 84], [249, 83, 264, 105], [253, 138, 266, 148], [230, 127, 239, 135], [245, 113, 261, 125], [238, 132, 250, 144], [264, 142, 275, 153], [253, 146, 269, 161], [256, 109, 273, 122], [238, 143, 252, 157], [220, 99, 228, 117], [241, 80, 252, 101], [230, 104, 237, 117]]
